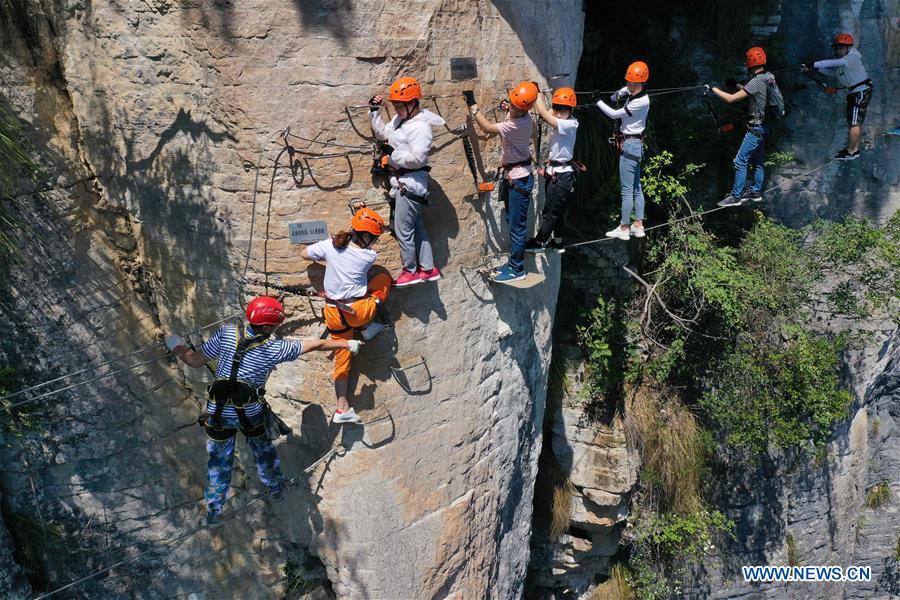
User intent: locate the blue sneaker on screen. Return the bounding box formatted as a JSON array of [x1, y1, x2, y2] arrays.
[[492, 268, 526, 283]]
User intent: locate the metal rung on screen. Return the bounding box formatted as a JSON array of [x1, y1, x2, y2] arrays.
[[390, 355, 432, 395]]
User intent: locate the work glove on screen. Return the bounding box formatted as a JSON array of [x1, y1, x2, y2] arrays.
[[499, 99, 510, 112], [347, 340, 364, 355], [165, 335, 185, 351], [800, 62, 814, 72], [462, 90, 477, 107], [368, 95, 382, 111]]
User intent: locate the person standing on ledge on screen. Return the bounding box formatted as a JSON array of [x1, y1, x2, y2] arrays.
[[802, 33, 872, 160], [597, 61, 650, 241], [528, 86, 581, 252], [166, 297, 360, 528], [465, 81, 538, 282]]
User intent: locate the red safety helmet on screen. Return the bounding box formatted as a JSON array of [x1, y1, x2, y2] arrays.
[[625, 61, 650, 83], [246, 296, 285, 326], [509, 81, 539, 111], [551, 87, 577, 107], [745, 47, 767, 68], [833, 33, 854, 46], [388, 77, 422, 102], [351, 207, 385, 236]]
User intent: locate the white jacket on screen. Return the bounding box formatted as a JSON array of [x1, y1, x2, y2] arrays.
[[370, 109, 445, 198], [814, 48, 870, 90]]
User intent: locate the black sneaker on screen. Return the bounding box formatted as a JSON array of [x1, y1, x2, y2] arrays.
[[834, 149, 860, 161], [205, 513, 225, 529], [717, 194, 745, 208], [741, 191, 763, 202]]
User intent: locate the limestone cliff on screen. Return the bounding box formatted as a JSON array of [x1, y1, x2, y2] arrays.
[[0, 1, 582, 597]]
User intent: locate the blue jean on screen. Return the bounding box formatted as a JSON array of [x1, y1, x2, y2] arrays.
[[731, 125, 768, 197], [500, 173, 534, 274], [205, 411, 284, 516], [619, 138, 644, 225]]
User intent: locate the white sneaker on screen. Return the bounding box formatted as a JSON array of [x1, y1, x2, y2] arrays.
[[332, 408, 362, 424], [360, 321, 384, 341], [629, 224, 646, 238], [605, 227, 630, 241]]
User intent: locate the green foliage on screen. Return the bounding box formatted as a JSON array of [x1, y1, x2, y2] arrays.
[[785, 533, 799, 566], [865, 481, 891, 509], [764, 151, 794, 168], [576, 297, 637, 417], [641, 152, 704, 204], [700, 328, 851, 455], [627, 509, 734, 600], [282, 555, 329, 599]]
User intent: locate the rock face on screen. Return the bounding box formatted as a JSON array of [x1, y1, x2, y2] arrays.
[[0, 1, 583, 597]]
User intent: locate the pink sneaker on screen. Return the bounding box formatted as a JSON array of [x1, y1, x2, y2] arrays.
[[393, 269, 422, 287], [418, 267, 442, 282]]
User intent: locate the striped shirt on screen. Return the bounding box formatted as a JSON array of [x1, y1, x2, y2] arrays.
[[200, 325, 303, 417]]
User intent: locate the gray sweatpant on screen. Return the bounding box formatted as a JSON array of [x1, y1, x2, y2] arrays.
[[395, 191, 434, 272]]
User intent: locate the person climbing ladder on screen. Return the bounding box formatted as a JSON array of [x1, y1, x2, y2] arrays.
[[299, 208, 392, 424], [369, 76, 446, 287], [165, 296, 360, 528], [801, 33, 872, 160], [465, 81, 538, 282], [527, 86, 581, 252], [597, 61, 651, 240], [711, 47, 784, 207]]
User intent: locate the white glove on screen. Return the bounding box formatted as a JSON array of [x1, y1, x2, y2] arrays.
[[165, 335, 186, 351], [347, 340, 364, 355]]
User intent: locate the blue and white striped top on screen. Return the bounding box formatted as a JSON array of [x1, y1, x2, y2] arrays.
[[200, 325, 303, 417]]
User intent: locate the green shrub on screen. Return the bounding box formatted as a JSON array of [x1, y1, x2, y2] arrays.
[[866, 481, 891, 509], [700, 328, 851, 455]]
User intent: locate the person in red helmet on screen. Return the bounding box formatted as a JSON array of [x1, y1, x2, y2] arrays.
[[801, 33, 872, 160], [165, 296, 358, 528], [710, 47, 785, 206], [466, 81, 538, 282], [528, 86, 580, 251], [368, 76, 446, 287], [300, 208, 393, 424]]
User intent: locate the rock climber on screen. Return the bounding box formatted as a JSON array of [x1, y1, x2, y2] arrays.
[[596, 61, 651, 241], [369, 76, 445, 287], [299, 208, 392, 425], [801, 33, 872, 160], [165, 296, 360, 528], [710, 47, 785, 207], [466, 81, 539, 282], [527, 86, 581, 252]]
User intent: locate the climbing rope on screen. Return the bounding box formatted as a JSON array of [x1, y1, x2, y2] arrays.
[[0, 313, 240, 408]]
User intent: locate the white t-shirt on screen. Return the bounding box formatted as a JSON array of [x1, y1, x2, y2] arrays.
[[814, 48, 870, 89], [597, 88, 650, 135], [547, 117, 578, 175], [306, 240, 376, 300]]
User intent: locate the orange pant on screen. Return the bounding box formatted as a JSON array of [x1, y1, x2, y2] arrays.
[[324, 271, 392, 381]]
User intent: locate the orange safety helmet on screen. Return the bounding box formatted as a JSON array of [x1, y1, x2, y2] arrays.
[[246, 296, 285, 326], [625, 61, 649, 83], [551, 87, 577, 107], [833, 33, 854, 46], [350, 207, 385, 236], [509, 81, 539, 111], [745, 46, 767, 68], [388, 77, 422, 102]]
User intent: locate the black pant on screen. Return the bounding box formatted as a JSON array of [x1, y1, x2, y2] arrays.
[[535, 171, 575, 243]]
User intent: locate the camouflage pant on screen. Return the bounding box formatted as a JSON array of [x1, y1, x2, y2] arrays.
[[205, 412, 284, 517]]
